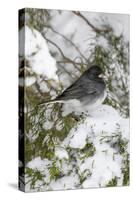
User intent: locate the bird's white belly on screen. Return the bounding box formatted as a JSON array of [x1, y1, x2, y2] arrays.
[[95, 90, 107, 106], [84, 90, 107, 111]]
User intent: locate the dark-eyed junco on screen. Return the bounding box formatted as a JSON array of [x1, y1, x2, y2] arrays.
[[40, 65, 106, 111]]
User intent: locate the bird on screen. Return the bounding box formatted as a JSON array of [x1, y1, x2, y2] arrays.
[[39, 65, 107, 112]]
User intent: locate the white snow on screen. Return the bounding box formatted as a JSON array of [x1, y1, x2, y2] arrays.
[[102, 13, 129, 41], [63, 104, 129, 150], [55, 121, 63, 131], [81, 149, 122, 188], [26, 157, 52, 192], [26, 104, 129, 191], [96, 35, 109, 49], [66, 125, 89, 149], [43, 120, 54, 130], [26, 156, 51, 171], [19, 26, 59, 81], [62, 105, 129, 187], [83, 11, 129, 40], [49, 173, 79, 190], [55, 147, 69, 159], [38, 81, 50, 93], [25, 76, 36, 86]]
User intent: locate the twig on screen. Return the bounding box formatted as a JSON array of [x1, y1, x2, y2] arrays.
[[56, 60, 87, 66], [72, 11, 112, 34], [42, 33, 87, 69], [43, 25, 87, 61]]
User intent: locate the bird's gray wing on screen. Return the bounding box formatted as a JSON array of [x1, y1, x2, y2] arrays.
[[56, 79, 98, 101]]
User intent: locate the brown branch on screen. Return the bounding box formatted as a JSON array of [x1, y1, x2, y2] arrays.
[[43, 25, 87, 61], [42, 33, 87, 68], [56, 60, 87, 66], [72, 11, 112, 34], [41, 32, 90, 80], [42, 34, 65, 58], [35, 81, 44, 96]]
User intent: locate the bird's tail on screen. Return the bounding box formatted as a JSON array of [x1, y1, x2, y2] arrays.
[[38, 98, 64, 106]]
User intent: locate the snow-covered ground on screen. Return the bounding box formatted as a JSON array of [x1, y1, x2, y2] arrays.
[[25, 104, 129, 191]]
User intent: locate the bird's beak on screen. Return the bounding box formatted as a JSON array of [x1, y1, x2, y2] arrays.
[[99, 74, 107, 81], [98, 74, 104, 78]]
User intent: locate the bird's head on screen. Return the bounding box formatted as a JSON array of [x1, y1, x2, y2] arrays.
[[87, 65, 103, 77], [86, 65, 107, 81]]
